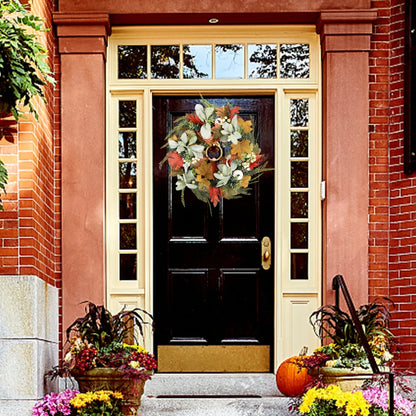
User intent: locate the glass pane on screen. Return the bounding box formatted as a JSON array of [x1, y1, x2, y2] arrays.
[[215, 44, 244, 79], [119, 162, 137, 188], [291, 223, 308, 249], [291, 161, 308, 188], [120, 253, 137, 280], [183, 45, 212, 79], [119, 101, 136, 128], [290, 99, 309, 127], [291, 130, 308, 157], [291, 253, 308, 279], [151, 45, 180, 79], [118, 45, 147, 79], [120, 193, 136, 219], [291, 192, 308, 218], [120, 223, 136, 249], [248, 44, 277, 78], [119, 132, 136, 159], [280, 44, 310, 78]]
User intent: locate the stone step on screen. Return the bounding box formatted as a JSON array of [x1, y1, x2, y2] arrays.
[[138, 373, 293, 416]]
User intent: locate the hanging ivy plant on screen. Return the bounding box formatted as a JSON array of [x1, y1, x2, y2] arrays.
[[0, 0, 55, 210], [0, 0, 55, 120]]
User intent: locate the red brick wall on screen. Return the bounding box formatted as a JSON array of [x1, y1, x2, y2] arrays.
[[0, 0, 61, 287], [370, 0, 416, 369]]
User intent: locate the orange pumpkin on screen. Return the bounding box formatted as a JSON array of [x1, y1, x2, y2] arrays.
[[276, 357, 312, 397]]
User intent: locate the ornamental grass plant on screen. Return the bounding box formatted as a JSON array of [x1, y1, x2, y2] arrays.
[[301, 299, 395, 371]]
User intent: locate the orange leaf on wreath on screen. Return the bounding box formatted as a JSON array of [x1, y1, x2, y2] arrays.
[[238, 117, 253, 134], [187, 113, 203, 125], [240, 175, 251, 188], [231, 139, 252, 158], [209, 186, 223, 207], [249, 154, 264, 169], [167, 152, 184, 170], [195, 159, 215, 187], [215, 105, 241, 119], [196, 159, 214, 179]]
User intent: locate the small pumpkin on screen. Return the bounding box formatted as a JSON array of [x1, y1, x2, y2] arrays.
[[276, 355, 312, 397]]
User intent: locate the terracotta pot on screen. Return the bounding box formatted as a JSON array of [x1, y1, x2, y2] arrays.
[[71, 368, 148, 414], [310, 366, 388, 391]]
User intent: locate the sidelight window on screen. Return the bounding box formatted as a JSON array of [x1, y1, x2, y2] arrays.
[[290, 99, 310, 280], [118, 100, 139, 281]]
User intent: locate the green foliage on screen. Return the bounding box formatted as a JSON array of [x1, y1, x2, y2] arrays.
[[66, 301, 154, 350], [0, 159, 7, 210], [0, 0, 55, 120], [309, 299, 394, 347]]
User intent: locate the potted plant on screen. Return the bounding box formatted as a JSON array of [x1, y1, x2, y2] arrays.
[[299, 299, 394, 390], [57, 302, 157, 414], [0, 0, 55, 120]]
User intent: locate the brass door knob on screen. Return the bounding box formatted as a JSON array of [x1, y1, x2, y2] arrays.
[[261, 237, 272, 270]]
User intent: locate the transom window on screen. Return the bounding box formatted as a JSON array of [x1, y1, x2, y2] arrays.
[[118, 43, 310, 80]]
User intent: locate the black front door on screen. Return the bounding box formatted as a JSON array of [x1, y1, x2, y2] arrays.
[[153, 96, 275, 372]]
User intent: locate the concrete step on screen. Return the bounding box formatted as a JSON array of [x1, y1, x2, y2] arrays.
[[139, 374, 293, 416]]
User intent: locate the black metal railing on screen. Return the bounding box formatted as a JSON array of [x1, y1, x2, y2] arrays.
[[332, 274, 394, 416]]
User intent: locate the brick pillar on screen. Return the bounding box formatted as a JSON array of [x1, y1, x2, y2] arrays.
[[53, 14, 110, 332], [317, 10, 377, 306]]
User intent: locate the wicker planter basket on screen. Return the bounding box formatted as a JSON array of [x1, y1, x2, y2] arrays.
[[310, 366, 388, 392], [72, 368, 148, 413]]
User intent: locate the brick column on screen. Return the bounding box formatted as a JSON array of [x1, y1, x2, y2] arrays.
[[53, 14, 110, 331], [317, 10, 377, 306]]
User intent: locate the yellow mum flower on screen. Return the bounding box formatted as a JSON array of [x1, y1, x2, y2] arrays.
[[123, 343, 148, 354], [299, 385, 370, 416]]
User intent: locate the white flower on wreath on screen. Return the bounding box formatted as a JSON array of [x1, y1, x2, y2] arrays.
[[176, 171, 198, 191], [214, 160, 238, 187], [169, 132, 205, 160], [195, 103, 215, 140], [221, 115, 241, 145], [233, 169, 243, 180]]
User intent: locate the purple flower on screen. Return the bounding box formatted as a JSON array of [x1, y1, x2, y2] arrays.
[[32, 389, 79, 416], [362, 387, 414, 416]]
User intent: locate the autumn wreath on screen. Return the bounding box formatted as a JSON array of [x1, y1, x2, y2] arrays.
[[162, 99, 266, 207]]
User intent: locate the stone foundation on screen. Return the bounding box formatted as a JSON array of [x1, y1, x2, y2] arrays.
[[0, 275, 59, 416]]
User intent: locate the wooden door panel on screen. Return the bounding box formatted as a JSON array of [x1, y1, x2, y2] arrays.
[[220, 269, 261, 343], [220, 196, 259, 239], [153, 95, 274, 372], [168, 269, 209, 343]]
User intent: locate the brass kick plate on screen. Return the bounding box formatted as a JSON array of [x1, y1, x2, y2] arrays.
[[157, 345, 270, 373]]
